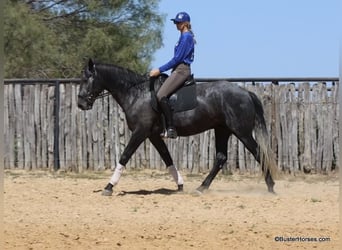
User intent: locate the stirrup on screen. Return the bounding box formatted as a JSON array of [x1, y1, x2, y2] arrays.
[[161, 127, 177, 139]]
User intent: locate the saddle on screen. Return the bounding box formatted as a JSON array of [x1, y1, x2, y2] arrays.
[[149, 74, 198, 113]]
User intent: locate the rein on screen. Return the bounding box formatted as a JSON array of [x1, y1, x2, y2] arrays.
[[95, 91, 111, 100], [95, 75, 148, 101]]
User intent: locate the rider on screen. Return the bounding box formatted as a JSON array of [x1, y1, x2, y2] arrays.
[[150, 11, 195, 139]]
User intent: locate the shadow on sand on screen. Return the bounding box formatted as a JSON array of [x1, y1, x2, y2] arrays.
[[117, 188, 180, 196]]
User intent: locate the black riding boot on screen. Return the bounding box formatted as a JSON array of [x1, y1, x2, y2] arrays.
[[159, 97, 177, 139]]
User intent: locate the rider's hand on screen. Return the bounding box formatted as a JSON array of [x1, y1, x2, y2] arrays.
[[149, 69, 160, 77]]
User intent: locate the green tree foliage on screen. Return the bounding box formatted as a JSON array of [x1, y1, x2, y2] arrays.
[[4, 0, 165, 78]]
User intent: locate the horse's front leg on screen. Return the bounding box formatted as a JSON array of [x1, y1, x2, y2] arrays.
[[149, 135, 184, 191], [102, 129, 147, 196]]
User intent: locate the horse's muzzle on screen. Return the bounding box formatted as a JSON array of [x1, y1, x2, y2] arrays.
[[77, 95, 93, 110]]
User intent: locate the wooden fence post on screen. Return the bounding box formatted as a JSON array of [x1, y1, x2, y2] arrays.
[[53, 80, 60, 171]]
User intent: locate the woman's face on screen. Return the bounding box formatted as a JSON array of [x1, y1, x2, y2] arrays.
[[175, 22, 186, 32]]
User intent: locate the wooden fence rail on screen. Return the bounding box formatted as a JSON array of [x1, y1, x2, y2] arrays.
[[3, 79, 339, 174]]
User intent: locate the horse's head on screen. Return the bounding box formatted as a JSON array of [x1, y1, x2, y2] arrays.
[[78, 59, 104, 110]]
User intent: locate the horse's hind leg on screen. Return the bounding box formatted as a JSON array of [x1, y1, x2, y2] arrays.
[[197, 152, 227, 193], [197, 129, 230, 193], [149, 135, 184, 191], [238, 135, 275, 193]]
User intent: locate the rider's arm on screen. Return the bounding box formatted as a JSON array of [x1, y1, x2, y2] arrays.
[[159, 33, 193, 72]]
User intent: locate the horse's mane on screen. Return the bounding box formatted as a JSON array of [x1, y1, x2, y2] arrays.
[[95, 62, 147, 90]]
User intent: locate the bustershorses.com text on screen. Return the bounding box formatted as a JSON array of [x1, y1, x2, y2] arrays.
[[274, 236, 331, 243]]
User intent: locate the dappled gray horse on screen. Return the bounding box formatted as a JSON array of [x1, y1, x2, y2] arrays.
[[78, 59, 277, 196]]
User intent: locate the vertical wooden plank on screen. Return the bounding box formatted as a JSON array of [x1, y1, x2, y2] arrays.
[[74, 84, 83, 171], [47, 85, 55, 169], [299, 83, 312, 172], [111, 101, 119, 169], [22, 86, 31, 169], [332, 83, 341, 171], [103, 95, 111, 169], [270, 84, 278, 156], [297, 82, 305, 172], [14, 85, 24, 168], [187, 136, 194, 172], [264, 83, 277, 173], [289, 84, 299, 173], [284, 84, 292, 173], [273, 84, 281, 171], [332, 82, 339, 171], [91, 101, 99, 170], [208, 128, 215, 172], [4, 85, 12, 168], [70, 83, 79, 171], [182, 137, 189, 171], [237, 141, 245, 173], [227, 134, 234, 172], [193, 135, 200, 172], [232, 135, 239, 171], [200, 130, 209, 171], [3, 85, 8, 168], [29, 85, 36, 169], [309, 84, 317, 171], [313, 83, 324, 172], [322, 83, 333, 172], [6, 85, 14, 168], [263, 84, 275, 152], [81, 91, 89, 170], [58, 84, 66, 170], [176, 137, 182, 170], [40, 85, 48, 168], [33, 84, 41, 169], [97, 98, 105, 170], [278, 85, 287, 172], [148, 135, 155, 169], [105, 97, 113, 169]]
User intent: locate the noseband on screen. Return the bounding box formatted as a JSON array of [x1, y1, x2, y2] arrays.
[[78, 87, 110, 106]]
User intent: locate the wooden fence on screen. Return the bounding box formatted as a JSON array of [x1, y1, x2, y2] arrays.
[[3, 79, 339, 174]]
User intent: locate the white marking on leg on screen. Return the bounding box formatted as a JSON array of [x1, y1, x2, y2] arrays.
[[109, 163, 125, 187], [169, 165, 184, 185]]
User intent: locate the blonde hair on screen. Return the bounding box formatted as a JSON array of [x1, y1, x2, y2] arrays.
[[184, 22, 196, 44]]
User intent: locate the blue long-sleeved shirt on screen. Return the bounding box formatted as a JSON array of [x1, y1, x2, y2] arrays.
[[159, 31, 195, 72]]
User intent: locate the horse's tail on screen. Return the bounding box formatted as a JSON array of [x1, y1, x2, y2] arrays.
[[249, 91, 278, 178]]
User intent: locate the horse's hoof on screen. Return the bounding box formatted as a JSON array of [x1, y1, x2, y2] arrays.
[[101, 189, 113, 196], [268, 186, 276, 194], [177, 184, 184, 192]]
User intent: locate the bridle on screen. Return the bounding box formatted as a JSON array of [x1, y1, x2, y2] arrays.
[[78, 67, 110, 105], [95, 91, 111, 100]]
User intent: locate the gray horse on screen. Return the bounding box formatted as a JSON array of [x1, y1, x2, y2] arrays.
[[78, 59, 277, 196]]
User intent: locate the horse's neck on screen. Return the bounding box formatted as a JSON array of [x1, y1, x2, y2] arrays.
[[100, 66, 147, 111]]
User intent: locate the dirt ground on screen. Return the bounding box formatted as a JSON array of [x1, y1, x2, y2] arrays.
[[4, 169, 339, 250]]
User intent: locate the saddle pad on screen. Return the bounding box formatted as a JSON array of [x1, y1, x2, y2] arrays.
[[150, 75, 198, 113], [169, 82, 197, 112]]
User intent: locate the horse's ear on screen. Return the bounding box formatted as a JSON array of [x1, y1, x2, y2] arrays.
[[88, 58, 95, 72]]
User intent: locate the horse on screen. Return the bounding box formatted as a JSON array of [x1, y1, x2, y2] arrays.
[[78, 58, 277, 196]]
